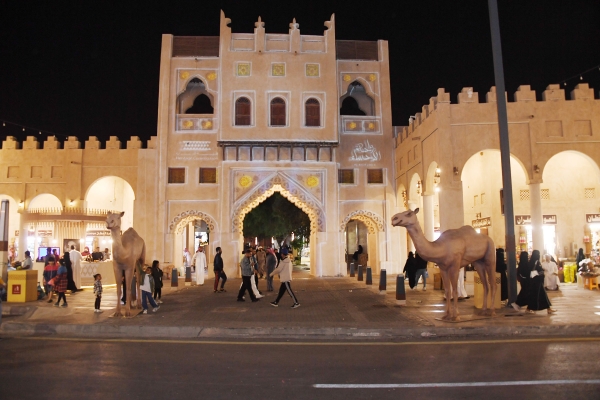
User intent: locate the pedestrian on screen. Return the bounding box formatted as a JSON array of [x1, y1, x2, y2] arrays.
[[542, 254, 559, 291], [270, 247, 300, 308], [43, 256, 59, 303], [237, 248, 259, 302], [256, 247, 266, 278], [93, 273, 103, 313], [352, 245, 363, 265], [140, 266, 160, 314], [69, 245, 82, 289], [213, 247, 227, 293], [575, 248, 585, 283], [63, 251, 78, 293], [403, 251, 417, 289], [414, 252, 428, 291], [22, 250, 33, 270], [265, 247, 278, 291], [192, 247, 207, 285], [92, 247, 104, 261], [183, 247, 192, 277], [527, 250, 556, 314], [54, 259, 68, 307], [251, 247, 261, 293], [0, 275, 5, 327], [151, 260, 163, 303], [496, 248, 508, 302], [512, 251, 531, 311]]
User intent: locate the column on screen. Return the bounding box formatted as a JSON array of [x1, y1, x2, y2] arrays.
[[422, 194, 435, 241], [438, 181, 465, 231], [529, 182, 544, 252]]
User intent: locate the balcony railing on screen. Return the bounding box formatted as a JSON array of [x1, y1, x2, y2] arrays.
[[339, 116, 381, 134], [176, 115, 215, 132]]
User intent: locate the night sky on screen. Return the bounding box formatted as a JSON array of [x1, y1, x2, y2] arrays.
[[1, 0, 599, 146]]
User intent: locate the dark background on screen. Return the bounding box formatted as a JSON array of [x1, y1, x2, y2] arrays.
[[1, 0, 599, 145]]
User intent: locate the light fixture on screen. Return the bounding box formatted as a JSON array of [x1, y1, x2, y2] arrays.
[[416, 180, 421, 195], [453, 167, 459, 176], [534, 164, 540, 173]]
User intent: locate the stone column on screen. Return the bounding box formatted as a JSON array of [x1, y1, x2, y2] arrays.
[[438, 181, 465, 231], [529, 182, 544, 252], [422, 195, 435, 241]]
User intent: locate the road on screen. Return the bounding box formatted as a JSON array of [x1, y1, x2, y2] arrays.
[[1, 336, 599, 399]]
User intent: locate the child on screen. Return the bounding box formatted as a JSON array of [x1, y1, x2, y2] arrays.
[[93, 273, 103, 313], [42, 256, 58, 303], [140, 266, 160, 314], [54, 259, 68, 307]]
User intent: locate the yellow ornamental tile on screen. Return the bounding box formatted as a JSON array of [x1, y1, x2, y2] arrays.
[[182, 120, 194, 129], [207, 72, 217, 81], [180, 71, 190, 79], [272, 63, 285, 76], [306, 175, 319, 188], [343, 74, 351, 82], [306, 64, 319, 77], [237, 63, 250, 76], [367, 122, 375, 130], [368, 74, 376, 81], [348, 122, 357, 129], [239, 175, 252, 188], [202, 120, 213, 129]]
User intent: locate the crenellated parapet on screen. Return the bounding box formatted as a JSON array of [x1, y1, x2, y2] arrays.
[[396, 83, 599, 146], [0, 135, 155, 150]]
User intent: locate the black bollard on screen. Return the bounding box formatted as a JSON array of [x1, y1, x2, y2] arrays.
[[366, 267, 372, 285], [350, 262, 355, 277], [185, 266, 192, 283], [171, 267, 179, 287], [396, 274, 406, 305], [379, 269, 387, 293], [357, 265, 364, 281]]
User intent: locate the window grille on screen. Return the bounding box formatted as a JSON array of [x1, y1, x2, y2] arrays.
[[367, 169, 383, 184], [168, 168, 185, 184], [270, 98, 286, 126], [199, 168, 217, 184], [585, 188, 595, 199], [305, 98, 320, 127], [235, 97, 251, 126], [520, 190, 530, 201], [541, 189, 549, 200], [338, 169, 354, 184]]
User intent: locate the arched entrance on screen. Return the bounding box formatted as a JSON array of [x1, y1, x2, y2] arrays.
[[339, 210, 384, 275]]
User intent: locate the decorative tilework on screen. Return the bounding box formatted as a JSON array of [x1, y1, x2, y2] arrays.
[[306, 64, 319, 77], [272, 63, 285, 76], [180, 71, 190, 79], [237, 63, 251, 76], [207, 72, 217, 81]]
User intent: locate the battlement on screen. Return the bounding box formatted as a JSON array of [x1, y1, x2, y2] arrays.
[[1, 135, 156, 150], [395, 83, 598, 145]]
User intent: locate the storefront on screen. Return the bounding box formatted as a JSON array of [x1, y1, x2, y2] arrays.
[[516, 214, 557, 256]]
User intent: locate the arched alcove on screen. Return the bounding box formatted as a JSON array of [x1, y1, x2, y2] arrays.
[[177, 78, 214, 114], [85, 176, 135, 230], [339, 81, 374, 116]]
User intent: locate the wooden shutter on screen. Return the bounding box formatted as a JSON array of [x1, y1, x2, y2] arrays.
[[235, 97, 251, 126], [338, 169, 354, 184], [168, 168, 185, 184], [367, 169, 384, 184], [270, 98, 286, 126], [199, 168, 217, 184], [305, 98, 320, 127]]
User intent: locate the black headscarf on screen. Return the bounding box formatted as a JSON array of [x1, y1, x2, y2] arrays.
[[495, 248, 506, 273], [529, 249, 542, 273]]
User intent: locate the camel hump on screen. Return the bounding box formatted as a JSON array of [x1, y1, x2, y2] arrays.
[[122, 227, 142, 241]]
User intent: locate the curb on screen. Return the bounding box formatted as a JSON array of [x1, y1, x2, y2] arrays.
[[2, 321, 600, 340]]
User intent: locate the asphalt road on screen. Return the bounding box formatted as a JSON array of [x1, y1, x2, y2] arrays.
[[1, 336, 599, 399]]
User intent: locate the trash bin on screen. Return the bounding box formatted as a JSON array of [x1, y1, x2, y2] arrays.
[[7, 270, 38, 302], [474, 272, 501, 309]]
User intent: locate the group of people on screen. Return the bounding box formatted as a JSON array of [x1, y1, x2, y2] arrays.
[[512, 250, 557, 314], [41, 245, 85, 307], [402, 252, 430, 291]]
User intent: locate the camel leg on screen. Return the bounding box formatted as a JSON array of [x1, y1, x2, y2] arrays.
[[439, 268, 452, 320], [124, 267, 134, 317], [448, 265, 461, 321], [135, 265, 142, 309], [486, 260, 497, 317], [474, 262, 492, 316], [113, 265, 123, 317]]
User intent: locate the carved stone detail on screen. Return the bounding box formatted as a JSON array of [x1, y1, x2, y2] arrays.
[[169, 210, 217, 234], [339, 210, 384, 234]]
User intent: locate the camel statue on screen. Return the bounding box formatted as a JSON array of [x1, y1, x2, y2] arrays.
[[106, 211, 146, 317], [391, 208, 497, 320]]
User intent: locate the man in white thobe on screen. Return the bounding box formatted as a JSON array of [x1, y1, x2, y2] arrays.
[[192, 247, 207, 285], [542, 254, 559, 291], [445, 267, 468, 300], [69, 245, 83, 288]]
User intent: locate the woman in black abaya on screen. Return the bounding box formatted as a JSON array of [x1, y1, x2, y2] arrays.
[[527, 250, 555, 314], [512, 251, 530, 311], [403, 251, 418, 289], [496, 248, 508, 302]]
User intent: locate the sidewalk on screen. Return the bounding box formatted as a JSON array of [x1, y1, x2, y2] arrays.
[[2, 268, 599, 340]]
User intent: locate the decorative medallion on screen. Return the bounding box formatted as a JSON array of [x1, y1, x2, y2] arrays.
[[239, 175, 253, 188], [272, 63, 285, 76], [182, 120, 194, 129], [343, 74, 351, 82], [180, 71, 190, 79], [306, 64, 319, 77], [368, 74, 376, 81], [207, 72, 217, 81], [367, 122, 375, 130], [348, 121, 357, 129], [202, 120, 213, 129], [237, 63, 251, 76], [306, 175, 319, 188]]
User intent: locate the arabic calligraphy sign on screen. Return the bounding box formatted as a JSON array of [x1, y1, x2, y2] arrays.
[[472, 217, 491, 228], [349, 140, 381, 162], [586, 214, 600, 223], [515, 215, 557, 225]]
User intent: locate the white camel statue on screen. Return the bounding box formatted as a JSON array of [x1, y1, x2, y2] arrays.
[[106, 212, 146, 317], [391, 208, 497, 320]]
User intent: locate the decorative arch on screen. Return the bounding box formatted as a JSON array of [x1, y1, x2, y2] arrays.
[[169, 210, 217, 234], [339, 210, 384, 234], [231, 174, 325, 233]]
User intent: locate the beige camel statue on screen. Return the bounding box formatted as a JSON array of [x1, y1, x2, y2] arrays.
[[391, 208, 497, 320], [106, 212, 146, 317]]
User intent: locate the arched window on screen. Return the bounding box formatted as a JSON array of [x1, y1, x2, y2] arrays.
[[186, 94, 213, 114], [235, 97, 251, 126], [177, 78, 214, 114], [340, 81, 374, 116], [270, 97, 286, 126], [305, 98, 320, 127]]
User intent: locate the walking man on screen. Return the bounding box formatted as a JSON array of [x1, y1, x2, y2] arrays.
[[237, 248, 258, 302], [265, 247, 277, 291], [270, 248, 300, 308], [213, 247, 227, 293], [192, 246, 206, 286], [69, 245, 83, 289]]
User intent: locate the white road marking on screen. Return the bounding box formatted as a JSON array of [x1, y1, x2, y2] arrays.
[[314, 379, 600, 389]]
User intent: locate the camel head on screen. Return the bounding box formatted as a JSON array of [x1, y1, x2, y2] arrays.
[[391, 208, 420, 227], [106, 211, 125, 230]]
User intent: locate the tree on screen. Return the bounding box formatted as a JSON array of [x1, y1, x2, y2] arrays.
[[243, 192, 310, 244]]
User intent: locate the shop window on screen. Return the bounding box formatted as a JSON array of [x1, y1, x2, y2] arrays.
[[199, 168, 217, 184], [305, 98, 320, 127], [338, 169, 355, 184], [339, 81, 374, 116], [235, 97, 251, 126], [270, 97, 286, 126], [168, 168, 185, 184], [367, 169, 383, 184], [177, 78, 214, 114]]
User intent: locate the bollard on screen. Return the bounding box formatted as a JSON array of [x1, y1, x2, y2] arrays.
[[366, 267, 372, 285], [357, 265, 364, 281], [350, 262, 355, 277], [171, 268, 179, 287], [185, 266, 192, 283], [379, 269, 387, 293], [396, 274, 406, 305]]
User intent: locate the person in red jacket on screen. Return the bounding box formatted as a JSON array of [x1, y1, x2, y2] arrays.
[[54, 259, 68, 307]]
